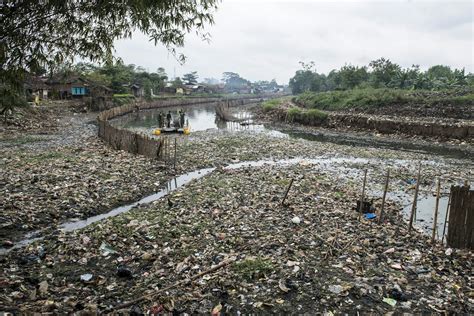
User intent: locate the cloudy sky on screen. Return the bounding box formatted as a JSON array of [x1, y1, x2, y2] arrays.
[[114, 0, 473, 84]]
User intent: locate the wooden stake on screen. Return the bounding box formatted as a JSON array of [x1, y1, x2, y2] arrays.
[[281, 178, 294, 206], [408, 163, 422, 233], [431, 178, 441, 244], [378, 169, 390, 224], [441, 190, 452, 244], [173, 138, 177, 172], [358, 169, 368, 221]]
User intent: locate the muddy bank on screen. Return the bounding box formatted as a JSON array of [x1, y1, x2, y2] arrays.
[[265, 122, 474, 160], [257, 104, 473, 141], [328, 112, 474, 140]]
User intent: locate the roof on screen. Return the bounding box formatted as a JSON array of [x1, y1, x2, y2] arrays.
[[24, 76, 49, 89]]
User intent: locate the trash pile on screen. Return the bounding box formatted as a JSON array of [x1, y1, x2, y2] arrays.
[[1, 136, 167, 243], [1, 163, 472, 313]]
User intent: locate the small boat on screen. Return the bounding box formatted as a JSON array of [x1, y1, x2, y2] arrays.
[[153, 126, 191, 135]]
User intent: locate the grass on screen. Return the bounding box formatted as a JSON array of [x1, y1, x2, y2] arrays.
[[294, 88, 474, 110], [261, 99, 283, 112], [286, 107, 328, 125], [294, 88, 409, 110], [232, 258, 274, 280], [447, 94, 474, 106], [113, 94, 135, 98]]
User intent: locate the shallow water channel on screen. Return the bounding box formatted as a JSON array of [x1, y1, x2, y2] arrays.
[[0, 155, 456, 255]]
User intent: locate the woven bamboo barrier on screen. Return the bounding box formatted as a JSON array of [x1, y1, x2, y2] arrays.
[[447, 185, 474, 250], [97, 96, 266, 160]]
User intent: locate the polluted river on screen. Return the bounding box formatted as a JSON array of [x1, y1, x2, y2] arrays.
[[1, 103, 470, 254], [1, 102, 473, 314]]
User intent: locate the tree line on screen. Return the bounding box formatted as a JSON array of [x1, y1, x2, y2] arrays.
[[47, 63, 281, 95], [289, 58, 473, 94]]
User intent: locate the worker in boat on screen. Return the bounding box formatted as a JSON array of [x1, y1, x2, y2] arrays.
[[166, 111, 172, 128], [179, 109, 185, 127], [158, 112, 164, 128]]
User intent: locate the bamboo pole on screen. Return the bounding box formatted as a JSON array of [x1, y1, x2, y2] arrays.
[[441, 190, 452, 244], [173, 137, 177, 172], [281, 179, 294, 206], [408, 163, 422, 233], [358, 169, 368, 221], [378, 169, 390, 224], [431, 178, 441, 244]]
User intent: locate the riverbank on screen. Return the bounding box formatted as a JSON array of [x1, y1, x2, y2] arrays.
[[255, 97, 474, 141], [1, 103, 473, 313]]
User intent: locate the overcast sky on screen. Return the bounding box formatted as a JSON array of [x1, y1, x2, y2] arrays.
[[114, 0, 473, 84]]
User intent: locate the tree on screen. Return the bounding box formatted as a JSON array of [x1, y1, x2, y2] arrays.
[[338, 64, 369, 90], [426, 65, 454, 80], [222, 72, 250, 91], [1, 0, 219, 111], [172, 77, 184, 88], [157, 68, 168, 81], [369, 58, 401, 88], [182, 71, 199, 85], [98, 61, 135, 93], [269, 79, 278, 90]]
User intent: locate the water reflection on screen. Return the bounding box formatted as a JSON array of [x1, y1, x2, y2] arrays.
[[111, 103, 261, 133]]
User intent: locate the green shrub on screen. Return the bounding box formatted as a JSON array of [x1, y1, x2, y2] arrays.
[[306, 108, 328, 121], [286, 106, 302, 121], [286, 107, 328, 125], [261, 99, 282, 112], [294, 88, 474, 110], [295, 88, 412, 110]]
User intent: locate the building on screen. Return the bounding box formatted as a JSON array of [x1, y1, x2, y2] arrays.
[[24, 76, 50, 99], [39, 76, 112, 100], [130, 84, 144, 97]]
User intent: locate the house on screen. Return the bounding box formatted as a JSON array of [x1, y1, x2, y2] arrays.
[[47, 76, 88, 99], [24, 76, 50, 99], [130, 84, 144, 97], [46, 76, 112, 99]]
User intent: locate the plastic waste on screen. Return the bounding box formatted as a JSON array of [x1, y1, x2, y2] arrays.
[[99, 242, 117, 256], [291, 216, 301, 224], [383, 297, 397, 307], [80, 274, 93, 282], [364, 213, 376, 220]]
